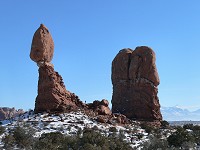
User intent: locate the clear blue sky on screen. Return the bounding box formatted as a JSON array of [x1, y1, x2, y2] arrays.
[[0, 1, 200, 111]]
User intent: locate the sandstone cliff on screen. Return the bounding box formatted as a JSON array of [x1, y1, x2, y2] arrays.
[[0, 107, 24, 120], [111, 46, 162, 121]]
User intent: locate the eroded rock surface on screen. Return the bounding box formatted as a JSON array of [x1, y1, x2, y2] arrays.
[[87, 99, 112, 115], [0, 107, 24, 120], [34, 64, 84, 113], [30, 24, 54, 64], [31, 24, 84, 113], [111, 46, 162, 121]]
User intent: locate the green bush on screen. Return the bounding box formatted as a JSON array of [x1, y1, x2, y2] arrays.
[[190, 125, 200, 145], [142, 135, 168, 150], [61, 129, 132, 150], [181, 141, 196, 149], [2, 134, 16, 149], [80, 129, 109, 148], [183, 124, 194, 130], [13, 126, 35, 149], [140, 123, 154, 134], [193, 125, 200, 131], [0, 125, 5, 135], [2, 125, 36, 149], [167, 126, 195, 147], [109, 127, 117, 132], [34, 132, 64, 150], [1, 125, 132, 150], [136, 133, 143, 140], [60, 136, 79, 150], [118, 129, 126, 140], [160, 120, 169, 128], [182, 124, 200, 146], [80, 143, 101, 150]]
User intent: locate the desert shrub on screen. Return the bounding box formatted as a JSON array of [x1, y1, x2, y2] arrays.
[[167, 126, 195, 147], [0, 125, 5, 135], [80, 143, 101, 150], [160, 120, 170, 128], [108, 138, 132, 150], [2, 126, 132, 150], [2, 125, 35, 149], [190, 125, 200, 145], [183, 123, 194, 130], [178, 124, 200, 146], [140, 123, 154, 134], [92, 125, 99, 131], [181, 141, 196, 149], [34, 132, 64, 150], [60, 135, 79, 150], [2, 134, 16, 150], [136, 133, 144, 140], [109, 127, 117, 132], [13, 126, 35, 149], [193, 125, 200, 131], [67, 125, 72, 131], [2, 124, 36, 149], [77, 127, 83, 136], [118, 129, 126, 140], [81, 130, 107, 147], [108, 132, 117, 139], [141, 135, 168, 150], [61, 129, 132, 150]]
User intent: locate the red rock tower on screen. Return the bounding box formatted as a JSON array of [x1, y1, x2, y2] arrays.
[[30, 24, 83, 113], [111, 46, 162, 121]]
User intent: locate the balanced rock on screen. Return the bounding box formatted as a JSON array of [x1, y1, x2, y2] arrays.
[[30, 24, 54, 64], [31, 24, 84, 113], [111, 46, 162, 121]]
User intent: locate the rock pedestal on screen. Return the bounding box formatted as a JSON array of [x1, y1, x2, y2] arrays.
[[30, 24, 84, 113], [111, 46, 162, 121], [34, 64, 83, 113]]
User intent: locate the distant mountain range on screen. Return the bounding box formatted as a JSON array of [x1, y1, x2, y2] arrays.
[[1, 106, 199, 121], [161, 106, 200, 121]]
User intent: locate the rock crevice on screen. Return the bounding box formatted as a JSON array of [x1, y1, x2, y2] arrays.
[[111, 46, 162, 121]]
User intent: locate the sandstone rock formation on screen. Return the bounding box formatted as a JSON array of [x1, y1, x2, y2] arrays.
[[0, 107, 24, 121], [34, 64, 84, 113], [96, 113, 130, 124], [30, 24, 84, 113], [30, 24, 54, 64], [111, 46, 162, 121], [87, 99, 112, 115]]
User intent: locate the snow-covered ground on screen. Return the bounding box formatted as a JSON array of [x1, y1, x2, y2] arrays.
[[0, 110, 149, 149]]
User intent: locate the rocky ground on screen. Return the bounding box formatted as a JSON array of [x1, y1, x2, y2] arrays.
[[1, 110, 200, 149], [0, 110, 149, 149]]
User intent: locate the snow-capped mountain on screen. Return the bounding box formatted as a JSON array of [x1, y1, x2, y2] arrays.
[[161, 106, 200, 121]]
